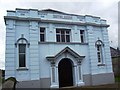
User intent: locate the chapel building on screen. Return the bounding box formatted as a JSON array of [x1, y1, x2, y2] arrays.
[[4, 8, 114, 88]]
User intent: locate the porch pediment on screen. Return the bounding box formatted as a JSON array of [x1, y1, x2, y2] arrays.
[[46, 47, 85, 63]]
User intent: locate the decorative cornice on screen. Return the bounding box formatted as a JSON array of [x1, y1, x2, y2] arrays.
[[4, 16, 41, 21], [41, 20, 109, 27], [4, 16, 109, 27]]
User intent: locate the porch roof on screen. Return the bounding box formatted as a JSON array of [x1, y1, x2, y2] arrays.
[[46, 46, 85, 61]]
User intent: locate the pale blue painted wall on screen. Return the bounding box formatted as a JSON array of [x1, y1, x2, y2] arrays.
[[5, 8, 113, 81]]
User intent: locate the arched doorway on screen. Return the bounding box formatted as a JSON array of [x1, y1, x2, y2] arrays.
[[58, 58, 73, 88]]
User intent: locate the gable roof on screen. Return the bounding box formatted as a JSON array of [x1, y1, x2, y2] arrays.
[[46, 46, 85, 61], [110, 47, 120, 57]]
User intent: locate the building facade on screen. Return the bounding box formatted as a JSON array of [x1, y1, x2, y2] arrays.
[[4, 8, 114, 88]]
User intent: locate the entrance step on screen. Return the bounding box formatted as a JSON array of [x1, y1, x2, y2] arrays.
[[60, 86, 76, 89]]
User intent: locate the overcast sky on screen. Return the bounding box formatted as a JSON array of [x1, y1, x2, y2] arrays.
[[0, 0, 119, 70]]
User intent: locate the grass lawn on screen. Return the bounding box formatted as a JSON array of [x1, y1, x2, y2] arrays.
[[115, 75, 120, 82], [0, 77, 1, 86], [0, 77, 5, 84]]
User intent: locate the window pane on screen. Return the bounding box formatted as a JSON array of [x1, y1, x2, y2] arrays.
[[97, 45, 102, 63], [40, 27, 45, 32], [61, 30, 65, 34], [40, 34, 45, 42], [66, 31, 70, 34], [97, 52, 101, 57], [96, 41, 102, 45], [19, 54, 26, 67], [66, 35, 70, 42], [80, 30, 85, 43], [81, 36, 84, 43], [19, 44, 26, 53], [56, 30, 60, 34], [80, 30, 84, 34], [56, 35, 60, 42], [61, 35, 65, 42], [97, 46, 100, 51], [56, 29, 71, 42], [98, 58, 101, 62], [40, 27, 45, 42]]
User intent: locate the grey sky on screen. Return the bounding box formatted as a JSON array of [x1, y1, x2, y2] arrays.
[[0, 0, 119, 70]]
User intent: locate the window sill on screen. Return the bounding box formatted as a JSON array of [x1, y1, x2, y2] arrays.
[[97, 64, 105, 66], [38, 41, 88, 45], [16, 67, 28, 71]]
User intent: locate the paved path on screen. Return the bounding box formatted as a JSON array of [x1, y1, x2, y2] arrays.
[[59, 83, 119, 89]]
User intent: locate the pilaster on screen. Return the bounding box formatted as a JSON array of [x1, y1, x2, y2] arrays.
[[29, 21, 40, 80], [102, 27, 113, 72], [86, 26, 98, 74], [5, 20, 16, 79]]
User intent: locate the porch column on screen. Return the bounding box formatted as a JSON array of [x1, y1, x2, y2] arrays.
[[50, 60, 59, 88], [77, 59, 85, 86], [74, 65, 78, 86]]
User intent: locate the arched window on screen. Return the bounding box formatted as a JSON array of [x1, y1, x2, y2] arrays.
[[18, 44, 26, 67], [95, 40, 104, 64], [15, 34, 30, 68]]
